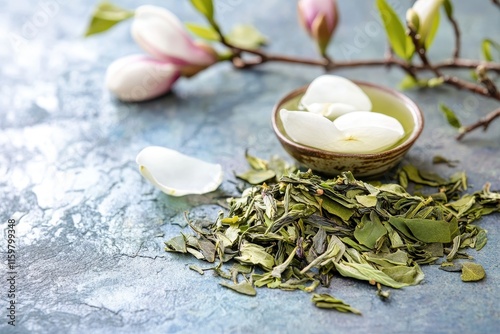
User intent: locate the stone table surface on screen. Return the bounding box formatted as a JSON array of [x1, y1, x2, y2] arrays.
[[1, 0, 499, 333]]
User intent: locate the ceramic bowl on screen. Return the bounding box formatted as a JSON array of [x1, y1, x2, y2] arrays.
[[272, 81, 424, 178]]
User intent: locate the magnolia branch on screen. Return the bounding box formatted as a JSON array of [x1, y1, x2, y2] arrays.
[[457, 108, 500, 140], [221, 39, 500, 140]]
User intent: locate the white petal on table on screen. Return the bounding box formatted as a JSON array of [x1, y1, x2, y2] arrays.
[[300, 75, 372, 114], [136, 146, 223, 196]]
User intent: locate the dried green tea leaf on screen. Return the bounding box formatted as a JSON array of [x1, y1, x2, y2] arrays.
[[439, 262, 462, 272], [354, 215, 387, 249], [165, 235, 187, 253], [198, 238, 217, 263], [334, 261, 409, 288], [220, 281, 257, 296], [189, 264, 205, 275], [389, 217, 452, 243], [237, 169, 276, 185], [271, 246, 298, 278], [461, 262, 486, 282], [235, 241, 275, 270], [363, 249, 409, 267], [381, 264, 424, 285], [355, 195, 377, 207], [312, 294, 362, 315], [321, 197, 354, 221], [475, 229, 487, 251], [433, 155, 459, 167]]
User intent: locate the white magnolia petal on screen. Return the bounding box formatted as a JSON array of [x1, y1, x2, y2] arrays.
[[300, 75, 372, 112], [412, 0, 444, 42], [325, 103, 358, 120], [307, 102, 357, 120], [332, 111, 405, 153], [333, 111, 405, 135], [105, 55, 179, 102], [136, 146, 223, 196], [280, 109, 342, 151]]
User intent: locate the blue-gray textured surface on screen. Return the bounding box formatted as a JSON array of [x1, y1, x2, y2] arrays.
[[1, 0, 499, 333]]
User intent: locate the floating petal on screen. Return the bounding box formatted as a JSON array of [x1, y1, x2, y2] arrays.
[[307, 102, 358, 120], [300, 75, 372, 115], [136, 146, 223, 196], [280, 109, 343, 151], [280, 110, 405, 154], [333, 111, 405, 153]]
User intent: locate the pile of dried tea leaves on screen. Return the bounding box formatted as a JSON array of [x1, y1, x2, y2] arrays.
[[165, 154, 499, 315]]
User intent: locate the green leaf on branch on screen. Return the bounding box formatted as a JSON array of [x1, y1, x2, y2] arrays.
[[439, 103, 462, 129], [185, 23, 220, 41], [427, 77, 444, 87], [443, 0, 453, 18], [425, 10, 440, 50], [482, 39, 500, 61], [399, 75, 418, 90], [84, 2, 134, 37], [227, 24, 267, 50], [190, 0, 214, 22], [376, 0, 414, 60]]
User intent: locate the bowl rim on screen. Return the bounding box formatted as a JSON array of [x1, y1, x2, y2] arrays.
[[272, 80, 424, 158]]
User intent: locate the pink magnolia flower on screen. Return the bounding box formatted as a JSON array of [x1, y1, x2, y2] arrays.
[[106, 5, 217, 102], [105, 55, 180, 102], [298, 0, 339, 54], [132, 5, 217, 67]]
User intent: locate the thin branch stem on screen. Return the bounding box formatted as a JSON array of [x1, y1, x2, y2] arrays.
[[444, 9, 461, 59], [457, 108, 500, 140]]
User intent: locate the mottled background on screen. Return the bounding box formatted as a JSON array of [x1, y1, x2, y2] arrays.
[[0, 0, 499, 333]]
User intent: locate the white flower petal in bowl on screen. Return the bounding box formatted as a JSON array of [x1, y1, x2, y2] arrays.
[[300, 75, 372, 115], [280, 109, 405, 154], [280, 109, 343, 152], [136, 146, 223, 196], [333, 111, 406, 153], [307, 102, 358, 120]]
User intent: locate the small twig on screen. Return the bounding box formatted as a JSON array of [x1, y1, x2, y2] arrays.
[[457, 108, 500, 140], [408, 28, 443, 77], [442, 75, 500, 99], [445, 11, 461, 59], [476, 65, 499, 95]]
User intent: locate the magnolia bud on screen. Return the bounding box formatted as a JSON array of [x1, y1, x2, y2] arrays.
[[106, 55, 180, 102], [411, 0, 444, 43], [132, 5, 217, 66], [298, 0, 339, 55], [406, 8, 420, 33]]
